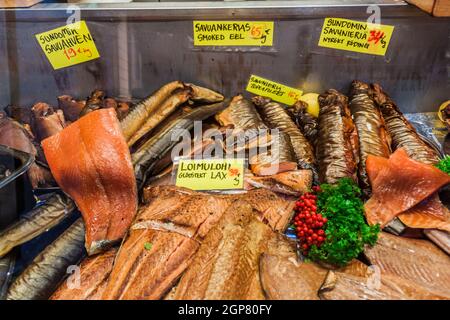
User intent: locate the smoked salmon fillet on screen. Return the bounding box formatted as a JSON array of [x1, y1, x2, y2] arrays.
[[42, 108, 138, 255], [364, 148, 450, 227], [398, 195, 450, 232]]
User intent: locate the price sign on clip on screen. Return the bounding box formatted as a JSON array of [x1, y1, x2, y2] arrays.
[[175, 158, 244, 191], [193, 21, 274, 46], [318, 17, 394, 56], [35, 21, 100, 70]]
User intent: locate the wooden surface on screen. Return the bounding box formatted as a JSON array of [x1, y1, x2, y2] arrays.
[[0, 0, 42, 8], [406, 0, 450, 16]]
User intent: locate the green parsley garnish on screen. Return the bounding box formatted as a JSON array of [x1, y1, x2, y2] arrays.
[[308, 178, 380, 267], [435, 155, 450, 175], [144, 242, 153, 251]]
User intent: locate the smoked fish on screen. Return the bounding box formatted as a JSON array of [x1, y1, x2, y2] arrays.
[[349, 80, 390, 196], [316, 89, 358, 184], [42, 108, 138, 255], [6, 219, 86, 300]]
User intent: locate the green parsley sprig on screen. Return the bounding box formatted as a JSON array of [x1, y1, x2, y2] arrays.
[[308, 178, 380, 267], [435, 155, 450, 175]]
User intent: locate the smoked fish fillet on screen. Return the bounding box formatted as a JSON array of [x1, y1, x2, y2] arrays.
[[42, 108, 138, 255], [364, 148, 450, 227], [102, 229, 199, 300], [174, 200, 273, 300], [363, 232, 450, 298], [50, 248, 117, 300]]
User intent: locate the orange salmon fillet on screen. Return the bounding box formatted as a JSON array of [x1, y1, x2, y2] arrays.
[[42, 108, 137, 255], [365, 148, 450, 228]]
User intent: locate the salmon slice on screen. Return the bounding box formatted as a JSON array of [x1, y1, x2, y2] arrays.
[[50, 248, 117, 300], [42, 108, 138, 255], [174, 200, 273, 300], [102, 229, 199, 300], [398, 195, 450, 232], [363, 232, 450, 298], [364, 148, 450, 227]]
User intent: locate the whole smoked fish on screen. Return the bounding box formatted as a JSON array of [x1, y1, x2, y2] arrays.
[[253, 96, 315, 166], [42, 108, 138, 255], [121, 81, 185, 142], [371, 83, 439, 165], [316, 89, 358, 184], [0, 193, 75, 258], [349, 80, 390, 196], [6, 219, 86, 300]]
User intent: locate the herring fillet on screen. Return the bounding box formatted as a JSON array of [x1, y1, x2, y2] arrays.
[[6, 219, 86, 300], [0, 194, 75, 258]]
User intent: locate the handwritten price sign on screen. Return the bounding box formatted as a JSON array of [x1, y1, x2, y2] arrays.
[[318, 18, 394, 56], [193, 21, 274, 46], [175, 158, 244, 191], [35, 21, 100, 69], [246, 75, 303, 106]]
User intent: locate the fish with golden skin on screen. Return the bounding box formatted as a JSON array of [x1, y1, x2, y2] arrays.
[[370, 83, 439, 165], [253, 96, 315, 166], [349, 80, 391, 197], [121, 81, 185, 142], [316, 89, 358, 184], [127, 88, 192, 147]]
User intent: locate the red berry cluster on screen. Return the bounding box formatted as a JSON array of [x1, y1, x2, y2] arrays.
[[293, 186, 328, 256]]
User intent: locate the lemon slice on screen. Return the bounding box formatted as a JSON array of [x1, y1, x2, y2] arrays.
[[299, 93, 320, 118], [438, 100, 450, 122]]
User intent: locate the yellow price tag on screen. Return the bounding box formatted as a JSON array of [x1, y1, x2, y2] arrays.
[[175, 158, 244, 191], [246, 75, 303, 106], [318, 17, 394, 56], [193, 21, 274, 46], [35, 21, 100, 70]]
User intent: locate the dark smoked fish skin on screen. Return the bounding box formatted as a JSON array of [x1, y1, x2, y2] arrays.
[[0, 194, 75, 258], [0, 252, 15, 300], [6, 219, 86, 300], [349, 80, 391, 197], [132, 100, 230, 190], [371, 83, 440, 165], [316, 89, 358, 185], [253, 96, 315, 166]]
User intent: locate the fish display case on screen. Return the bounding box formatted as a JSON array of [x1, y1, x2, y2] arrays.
[[0, 0, 449, 301]]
